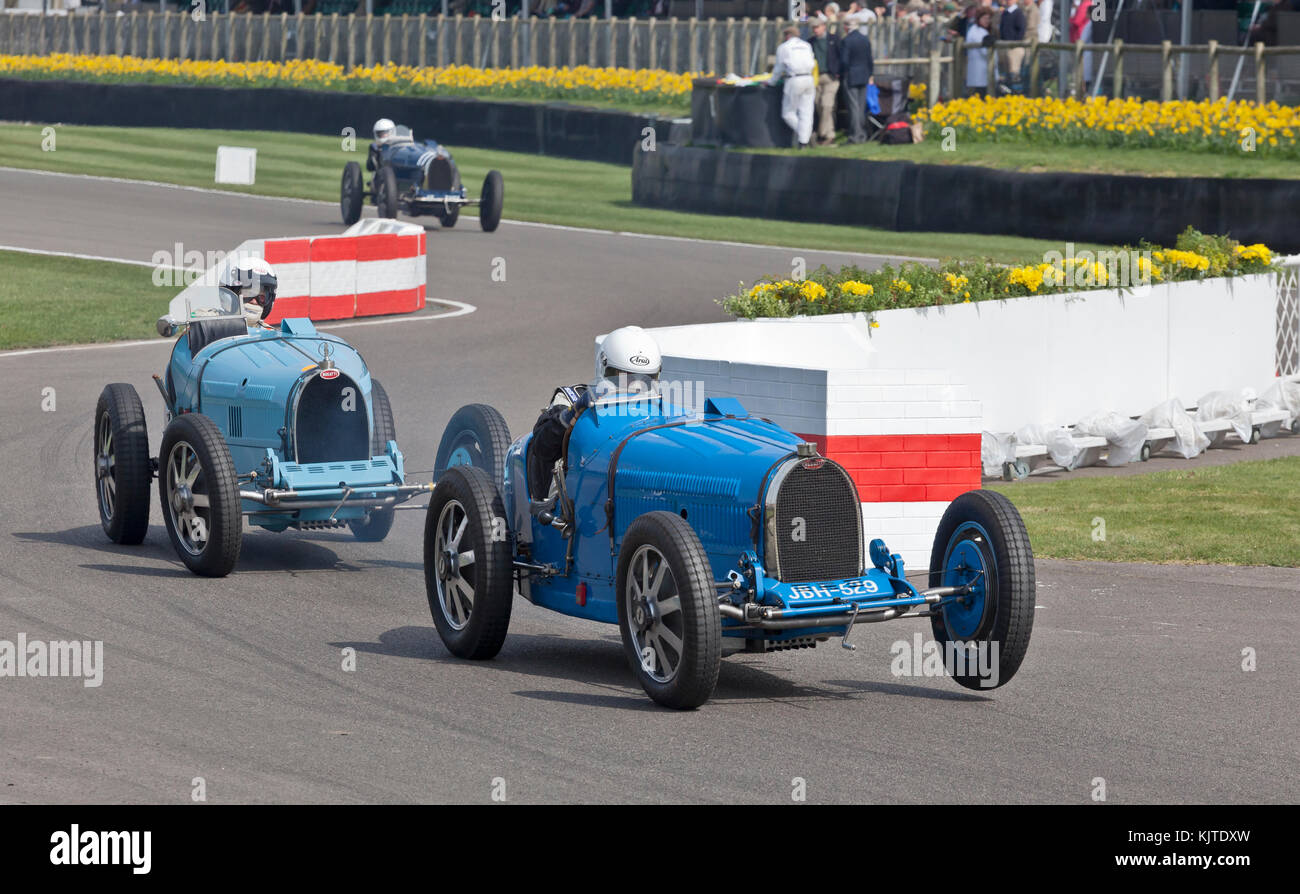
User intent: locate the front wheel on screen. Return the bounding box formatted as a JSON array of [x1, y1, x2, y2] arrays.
[[158, 413, 242, 577], [349, 379, 397, 542], [437, 205, 460, 228], [424, 465, 513, 660], [479, 170, 503, 232], [616, 511, 722, 709], [94, 383, 152, 544], [340, 161, 364, 225], [928, 490, 1035, 690]]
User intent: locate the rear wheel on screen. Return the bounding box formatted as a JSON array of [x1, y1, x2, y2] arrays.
[[94, 384, 152, 545], [424, 465, 513, 659], [928, 490, 1034, 690], [340, 161, 364, 226], [158, 413, 242, 577], [479, 170, 503, 232], [616, 511, 722, 709], [349, 379, 398, 542], [434, 403, 512, 485], [375, 165, 399, 219]]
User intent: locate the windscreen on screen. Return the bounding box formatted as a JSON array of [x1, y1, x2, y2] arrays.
[[183, 286, 244, 321]]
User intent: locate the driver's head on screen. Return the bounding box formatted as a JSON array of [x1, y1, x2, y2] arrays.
[[373, 118, 396, 142], [221, 256, 278, 321], [594, 326, 662, 393]]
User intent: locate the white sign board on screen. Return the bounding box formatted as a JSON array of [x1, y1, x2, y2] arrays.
[[215, 146, 257, 185]]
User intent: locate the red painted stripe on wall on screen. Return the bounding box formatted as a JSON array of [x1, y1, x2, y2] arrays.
[[355, 287, 421, 317], [310, 237, 359, 262], [796, 432, 981, 503], [263, 238, 312, 265]]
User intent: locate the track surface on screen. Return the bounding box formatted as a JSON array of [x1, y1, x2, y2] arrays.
[[1, 170, 1297, 804]]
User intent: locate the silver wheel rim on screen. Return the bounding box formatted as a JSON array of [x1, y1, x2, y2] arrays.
[[625, 545, 685, 684], [165, 439, 212, 557], [95, 411, 116, 520], [434, 499, 477, 631]]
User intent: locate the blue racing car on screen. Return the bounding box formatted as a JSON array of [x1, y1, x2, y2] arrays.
[[93, 280, 429, 577], [425, 382, 1036, 709], [340, 119, 503, 232]]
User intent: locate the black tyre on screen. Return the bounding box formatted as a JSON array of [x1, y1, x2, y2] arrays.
[[188, 317, 248, 355], [433, 403, 512, 485], [437, 205, 460, 228], [375, 165, 399, 219], [158, 413, 242, 577], [94, 383, 152, 545], [928, 490, 1035, 690], [349, 379, 398, 542], [424, 465, 513, 659], [341, 161, 364, 226], [479, 169, 503, 232], [616, 511, 722, 709]]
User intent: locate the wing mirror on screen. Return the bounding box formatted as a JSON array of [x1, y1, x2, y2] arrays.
[[156, 315, 183, 338]]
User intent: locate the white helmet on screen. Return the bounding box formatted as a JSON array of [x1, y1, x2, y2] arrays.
[[595, 326, 662, 383], [220, 255, 278, 320], [373, 118, 396, 142]]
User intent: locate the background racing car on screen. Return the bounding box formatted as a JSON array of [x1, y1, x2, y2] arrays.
[[424, 382, 1036, 710], [93, 283, 429, 577], [340, 121, 504, 232]]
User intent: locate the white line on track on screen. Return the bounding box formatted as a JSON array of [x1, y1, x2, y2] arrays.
[[0, 243, 183, 269], [0, 165, 931, 262]]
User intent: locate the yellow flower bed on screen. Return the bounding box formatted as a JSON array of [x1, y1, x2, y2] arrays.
[[918, 94, 1300, 157], [0, 53, 699, 109]]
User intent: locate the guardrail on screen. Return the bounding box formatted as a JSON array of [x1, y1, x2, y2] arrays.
[[0, 12, 940, 72]]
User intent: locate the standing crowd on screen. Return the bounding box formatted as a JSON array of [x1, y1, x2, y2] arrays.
[[771, 0, 1100, 147]]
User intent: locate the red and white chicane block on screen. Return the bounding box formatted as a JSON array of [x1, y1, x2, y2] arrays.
[[649, 320, 982, 571], [170, 220, 426, 324]]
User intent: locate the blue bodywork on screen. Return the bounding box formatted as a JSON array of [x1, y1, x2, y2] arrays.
[[162, 317, 421, 530], [372, 136, 468, 215], [499, 392, 959, 645]]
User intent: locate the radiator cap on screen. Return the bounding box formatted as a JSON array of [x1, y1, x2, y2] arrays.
[[796, 442, 817, 458]]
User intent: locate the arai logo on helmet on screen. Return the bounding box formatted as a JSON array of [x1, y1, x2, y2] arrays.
[[629, 354, 651, 367]]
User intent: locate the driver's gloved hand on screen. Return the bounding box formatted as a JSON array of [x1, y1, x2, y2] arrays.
[[532, 405, 567, 469]]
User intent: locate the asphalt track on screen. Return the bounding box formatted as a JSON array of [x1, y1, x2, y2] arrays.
[[1, 169, 1297, 804]]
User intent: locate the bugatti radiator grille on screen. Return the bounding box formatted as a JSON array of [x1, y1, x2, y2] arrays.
[[769, 459, 863, 583], [426, 157, 455, 192]]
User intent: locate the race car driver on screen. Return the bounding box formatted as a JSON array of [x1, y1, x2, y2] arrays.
[[220, 256, 279, 328], [530, 325, 664, 474], [368, 117, 398, 171]]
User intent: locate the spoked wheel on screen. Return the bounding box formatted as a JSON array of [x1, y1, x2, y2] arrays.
[[158, 413, 242, 577], [928, 490, 1035, 690], [479, 169, 503, 232], [93, 383, 152, 544], [433, 403, 512, 484], [375, 165, 399, 219], [424, 465, 513, 659], [340, 161, 364, 226], [616, 511, 721, 709], [348, 379, 397, 542]]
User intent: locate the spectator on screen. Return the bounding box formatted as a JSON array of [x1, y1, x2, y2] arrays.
[[965, 7, 997, 96], [1000, 0, 1026, 90], [772, 26, 819, 149], [839, 13, 875, 143], [1251, 0, 1298, 47], [805, 19, 843, 145], [1025, 0, 1042, 45]]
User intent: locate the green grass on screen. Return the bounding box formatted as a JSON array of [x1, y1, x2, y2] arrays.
[[0, 250, 169, 350], [990, 457, 1300, 567], [0, 123, 1094, 263], [753, 137, 1300, 180]]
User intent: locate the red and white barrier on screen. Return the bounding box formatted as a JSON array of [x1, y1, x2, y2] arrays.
[[168, 220, 427, 324], [645, 320, 982, 571]]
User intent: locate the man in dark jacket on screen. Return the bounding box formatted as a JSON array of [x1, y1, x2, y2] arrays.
[[839, 16, 875, 144], [999, 0, 1027, 89], [805, 19, 843, 145]]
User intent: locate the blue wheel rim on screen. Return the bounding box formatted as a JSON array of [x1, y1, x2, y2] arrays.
[[941, 521, 995, 640], [447, 444, 474, 468]]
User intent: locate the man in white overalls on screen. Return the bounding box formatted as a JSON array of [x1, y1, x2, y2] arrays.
[[772, 26, 818, 149]]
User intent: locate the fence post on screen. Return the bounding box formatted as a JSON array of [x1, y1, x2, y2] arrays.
[[279, 13, 288, 61], [1160, 40, 1172, 102], [953, 36, 964, 97], [365, 14, 374, 67], [1255, 43, 1267, 105], [987, 38, 997, 92], [347, 13, 355, 69], [1027, 37, 1039, 97], [1207, 39, 1219, 102], [1072, 39, 1084, 97], [927, 46, 941, 107], [1111, 38, 1123, 98], [707, 17, 716, 73], [669, 17, 678, 72], [547, 17, 556, 67], [724, 17, 734, 75]]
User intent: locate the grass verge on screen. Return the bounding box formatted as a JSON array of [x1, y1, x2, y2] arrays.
[[0, 123, 1096, 263], [990, 457, 1300, 567], [0, 250, 168, 350], [751, 135, 1300, 180]]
